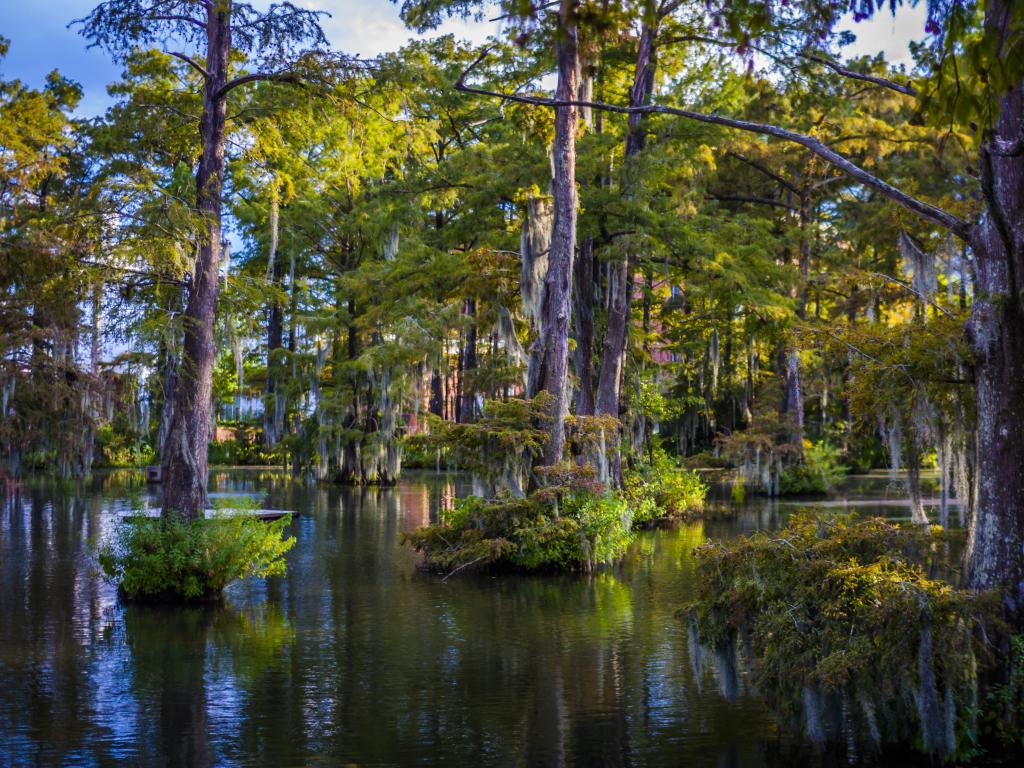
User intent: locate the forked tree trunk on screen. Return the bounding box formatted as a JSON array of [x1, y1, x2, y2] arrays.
[[161, 6, 231, 520]]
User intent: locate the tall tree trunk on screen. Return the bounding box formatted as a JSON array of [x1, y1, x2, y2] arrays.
[[535, 0, 580, 466], [574, 237, 596, 415], [780, 183, 811, 446], [264, 253, 284, 447], [963, 7, 1024, 599], [161, 7, 231, 520], [594, 20, 657, 419], [460, 298, 478, 422]]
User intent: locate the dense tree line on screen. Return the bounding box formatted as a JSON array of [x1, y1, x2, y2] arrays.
[[2, 1, 1023, 602]]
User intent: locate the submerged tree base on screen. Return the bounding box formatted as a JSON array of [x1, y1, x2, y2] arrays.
[[689, 514, 1024, 762], [98, 515, 295, 603]]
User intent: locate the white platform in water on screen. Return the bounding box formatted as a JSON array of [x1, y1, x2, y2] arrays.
[[120, 509, 294, 521], [205, 508, 294, 521]]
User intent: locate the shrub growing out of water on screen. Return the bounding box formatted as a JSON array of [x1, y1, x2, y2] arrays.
[[624, 449, 707, 525], [778, 440, 848, 495], [403, 484, 634, 574], [98, 515, 295, 601], [690, 514, 994, 759]]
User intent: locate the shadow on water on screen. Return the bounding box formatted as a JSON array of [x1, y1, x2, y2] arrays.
[[0, 469, 970, 766]]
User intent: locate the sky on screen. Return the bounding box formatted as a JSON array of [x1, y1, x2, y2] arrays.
[[1, 0, 928, 117]]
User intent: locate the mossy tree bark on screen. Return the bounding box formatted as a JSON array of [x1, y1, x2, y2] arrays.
[[963, 4, 1024, 600]]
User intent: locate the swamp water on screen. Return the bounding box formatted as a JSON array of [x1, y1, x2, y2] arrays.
[[0, 469, 961, 766]]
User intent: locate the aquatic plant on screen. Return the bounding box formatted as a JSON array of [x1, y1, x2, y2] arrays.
[[623, 449, 707, 525], [690, 514, 996, 759], [403, 476, 634, 574], [98, 515, 295, 602], [778, 440, 847, 495]]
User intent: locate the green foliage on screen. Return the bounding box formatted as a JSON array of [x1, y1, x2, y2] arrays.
[[98, 515, 295, 601], [95, 420, 155, 467], [207, 438, 281, 466], [779, 440, 848, 495], [624, 449, 707, 525], [691, 514, 995, 758], [403, 485, 634, 574]]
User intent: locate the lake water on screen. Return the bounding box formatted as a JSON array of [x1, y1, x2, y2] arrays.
[[0, 469, 958, 766]]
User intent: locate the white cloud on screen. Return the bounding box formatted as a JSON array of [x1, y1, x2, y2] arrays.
[[307, 0, 498, 58], [836, 3, 928, 66]]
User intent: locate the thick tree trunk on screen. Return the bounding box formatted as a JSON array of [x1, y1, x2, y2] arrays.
[[594, 21, 656, 419], [964, 0, 1024, 602], [964, 141, 1024, 595], [536, 2, 580, 466], [161, 7, 231, 521]]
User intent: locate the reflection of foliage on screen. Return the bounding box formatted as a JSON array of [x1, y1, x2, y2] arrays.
[[99, 515, 295, 601], [691, 514, 995, 759], [623, 449, 707, 525], [208, 604, 295, 683]]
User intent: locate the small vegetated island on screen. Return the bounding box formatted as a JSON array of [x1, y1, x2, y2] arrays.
[[3, 0, 1024, 762]]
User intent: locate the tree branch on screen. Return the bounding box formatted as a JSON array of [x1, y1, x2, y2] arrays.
[[152, 14, 206, 30], [169, 51, 209, 80], [725, 150, 799, 194], [707, 193, 797, 210], [802, 53, 917, 96], [870, 272, 955, 318], [455, 49, 970, 239], [216, 71, 302, 100], [660, 34, 917, 97]]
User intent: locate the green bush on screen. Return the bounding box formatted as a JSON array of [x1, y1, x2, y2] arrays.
[[403, 488, 634, 574], [98, 514, 295, 601], [779, 440, 848, 495], [95, 422, 156, 467], [624, 450, 707, 525], [691, 514, 994, 758]]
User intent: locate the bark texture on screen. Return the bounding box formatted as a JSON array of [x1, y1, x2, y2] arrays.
[[161, 5, 231, 520], [963, 2, 1024, 603], [536, 0, 580, 466]]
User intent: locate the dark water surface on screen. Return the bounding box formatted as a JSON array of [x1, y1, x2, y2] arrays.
[[0, 469, 949, 767]]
